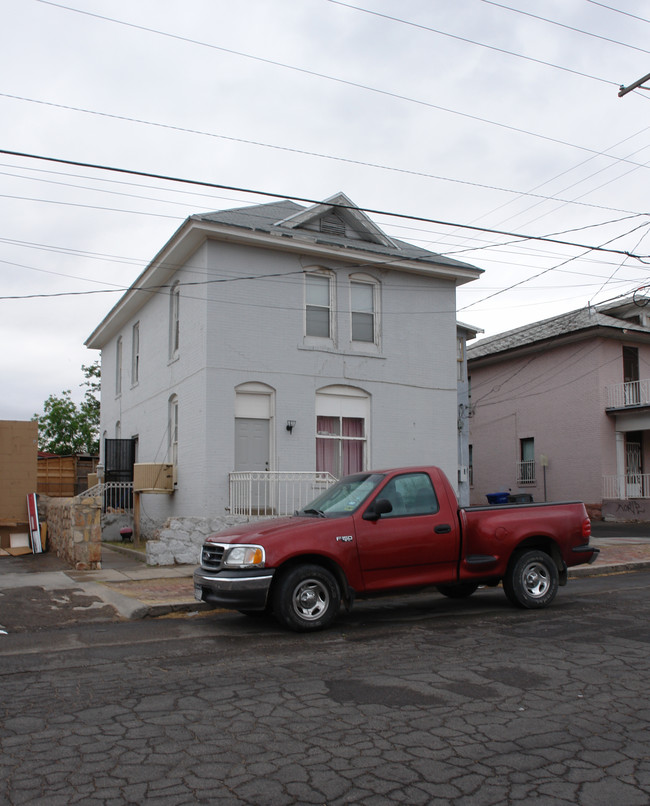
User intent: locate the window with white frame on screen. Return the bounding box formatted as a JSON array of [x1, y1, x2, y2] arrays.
[[315, 386, 369, 478], [350, 278, 378, 343], [115, 337, 122, 396], [457, 336, 465, 381], [169, 395, 178, 466], [305, 273, 332, 339], [169, 282, 180, 358], [131, 322, 140, 385]]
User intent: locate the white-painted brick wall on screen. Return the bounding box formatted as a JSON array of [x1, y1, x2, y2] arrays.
[[98, 238, 460, 528]]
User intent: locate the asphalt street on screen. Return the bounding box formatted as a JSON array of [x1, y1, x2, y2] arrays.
[[1, 571, 650, 805]]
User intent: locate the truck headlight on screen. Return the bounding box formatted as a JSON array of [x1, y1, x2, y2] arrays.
[[223, 545, 265, 568]]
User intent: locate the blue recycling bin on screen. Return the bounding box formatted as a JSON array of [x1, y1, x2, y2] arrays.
[[486, 492, 510, 505]]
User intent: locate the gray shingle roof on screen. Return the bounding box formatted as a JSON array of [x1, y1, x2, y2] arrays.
[[467, 305, 650, 360], [194, 199, 479, 271]]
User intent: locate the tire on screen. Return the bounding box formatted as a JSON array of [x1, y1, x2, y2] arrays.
[[503, 550, 559, 609], [273, 564, 341, 632], [436, 583, 479, 599]]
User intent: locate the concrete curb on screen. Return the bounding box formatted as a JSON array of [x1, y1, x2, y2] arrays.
[[569, 559, 650, 578]]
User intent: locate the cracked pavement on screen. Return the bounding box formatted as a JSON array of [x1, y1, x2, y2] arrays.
[[1, 572, 650, 805]]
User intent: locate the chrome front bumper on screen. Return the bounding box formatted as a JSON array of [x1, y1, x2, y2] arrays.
[[193, 567, 275, 611]]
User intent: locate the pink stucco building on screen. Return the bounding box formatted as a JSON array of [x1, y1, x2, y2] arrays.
[[467, 298, 650, 520]]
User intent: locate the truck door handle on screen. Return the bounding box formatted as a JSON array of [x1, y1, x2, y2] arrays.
[[434, 524, 452, 534]]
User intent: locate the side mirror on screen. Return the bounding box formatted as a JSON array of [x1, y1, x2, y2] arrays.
[[362, 498, 393, 521]]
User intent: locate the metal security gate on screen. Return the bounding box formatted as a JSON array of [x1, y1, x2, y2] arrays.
[[104, 439, 136, 482], [103, 439, 136, 512]]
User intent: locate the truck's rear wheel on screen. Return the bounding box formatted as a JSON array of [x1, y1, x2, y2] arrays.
[[273, 565, 341, 632], [503, 549, 558, 609]]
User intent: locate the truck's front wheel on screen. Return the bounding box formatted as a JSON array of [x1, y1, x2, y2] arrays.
[[503, 549, 559, 609], [273, 565, 341, 632]]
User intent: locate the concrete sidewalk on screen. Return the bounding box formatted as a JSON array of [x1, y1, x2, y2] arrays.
[[2, 537, 650, 624]]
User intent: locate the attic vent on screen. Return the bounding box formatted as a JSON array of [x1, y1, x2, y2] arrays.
[[320, 214, 346, 237]]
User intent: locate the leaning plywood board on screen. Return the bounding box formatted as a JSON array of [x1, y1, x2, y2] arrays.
[[27, 494, 42, 554]]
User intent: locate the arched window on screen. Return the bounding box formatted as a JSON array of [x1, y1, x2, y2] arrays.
[[305, 270, 335, 341], [316, 385, 369, 478], [168, 395, 178, 465], [350, 273, 379, 345], [131, 322, 140, 385], [169, 282, 180, 358], [115, 336, 122, 396]]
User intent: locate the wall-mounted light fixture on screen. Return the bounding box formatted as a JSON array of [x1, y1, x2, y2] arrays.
[[286, 420, 296, 434]]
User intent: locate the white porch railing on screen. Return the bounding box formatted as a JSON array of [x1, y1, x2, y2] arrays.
[[606, 379, 650, 409], [229, 471, 337, 517], [77, 482, 134, 516], [516, 460, 536, 485], [603, 474, 650, 500]]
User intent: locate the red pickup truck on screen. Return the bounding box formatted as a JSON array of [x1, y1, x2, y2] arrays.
[[194, 466, 599, 631]]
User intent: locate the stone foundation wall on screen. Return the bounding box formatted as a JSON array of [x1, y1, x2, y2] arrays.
[[602, 499, 650, 523], [40, 495, 102, 570], [146, 515, 253, 566]]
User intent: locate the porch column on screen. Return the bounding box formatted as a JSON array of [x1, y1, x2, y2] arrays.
[[616, 430, 626, 498]]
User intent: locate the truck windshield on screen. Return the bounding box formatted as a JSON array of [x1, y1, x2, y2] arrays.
[[299, 473, 385, 517]]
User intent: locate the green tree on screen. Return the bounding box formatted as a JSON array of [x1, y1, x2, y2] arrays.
[[33, 361, 101, 455]]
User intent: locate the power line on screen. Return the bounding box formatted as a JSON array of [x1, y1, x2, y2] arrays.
[[456, 134, 650, 238], [29, 3, 650, 157], [2, 91, 647, 218], [325, 0, 619, 87], [483, 0, 650, 56], [1, 148, 648, 262], [460, 219, 650, 311], [0, 268, 307, 301], [585, 0, 650, 26]]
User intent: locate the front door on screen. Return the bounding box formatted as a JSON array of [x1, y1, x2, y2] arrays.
[[235, 418, 269, 472], [623, 347, 640, 405], [235, 418, 270, 513], [625, 432, 643, 497]]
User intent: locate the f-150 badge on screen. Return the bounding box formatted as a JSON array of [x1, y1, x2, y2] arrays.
[[336, 535, 353, 542]]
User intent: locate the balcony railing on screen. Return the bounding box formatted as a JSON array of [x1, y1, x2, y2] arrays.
[[606, 379, 650, 409], [516, 460, 536, 486], [603, 474, 650, 500], [229, 471, 337, 517]]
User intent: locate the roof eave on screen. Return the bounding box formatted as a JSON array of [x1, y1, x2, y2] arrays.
[[468, 323, 650, 367], [86, 217, 482, 349]]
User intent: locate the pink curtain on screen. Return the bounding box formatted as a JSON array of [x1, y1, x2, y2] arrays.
[[317, 417, 365, 477], [342, 418, 364, 474], [317, 417, 338, 476]]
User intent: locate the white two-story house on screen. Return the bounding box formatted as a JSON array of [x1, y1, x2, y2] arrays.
[[86, 193, 482, 560]]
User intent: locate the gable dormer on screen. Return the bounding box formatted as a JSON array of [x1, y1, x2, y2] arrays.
[[274, 192, 396, 248]]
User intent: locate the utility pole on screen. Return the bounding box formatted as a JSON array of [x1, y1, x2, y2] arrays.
[[619, 71, 650, 98]]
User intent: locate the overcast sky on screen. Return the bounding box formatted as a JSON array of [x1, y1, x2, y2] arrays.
[[2, 0, 650, 421]]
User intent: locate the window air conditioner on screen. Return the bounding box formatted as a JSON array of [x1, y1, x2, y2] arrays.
[[133, 463, 175, 494]]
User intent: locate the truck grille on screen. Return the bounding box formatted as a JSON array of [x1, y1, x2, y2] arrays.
[[201, 543, 225, 570]]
